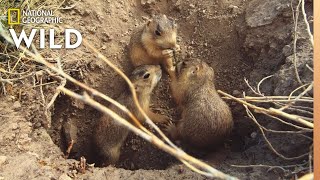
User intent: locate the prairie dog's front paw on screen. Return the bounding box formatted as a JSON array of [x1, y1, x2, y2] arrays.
[[174, 45, 181, 52], [164, 121, 179, 139], [156, 114, 170, 123], [168, 66, 175, 72], [164, 121, 175, 133], [162, 49, 174, 58]]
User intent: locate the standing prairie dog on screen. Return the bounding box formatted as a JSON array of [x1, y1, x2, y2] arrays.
[[95, 65, 167, 166], [168, 59, 233, 148], [129, 14, 180, 78]]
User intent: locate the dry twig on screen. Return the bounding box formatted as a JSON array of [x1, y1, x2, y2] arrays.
[[301, 0, 313, 46], [65, 139, 74, 159], [79, 156, 86, 174], [292, 0, 304, 86], [231, 161, 308, 172], [46, 59, 65, 107], [218, 90, 313, 129], [280, 82, 313, 111], [244, 104, 309, 160]]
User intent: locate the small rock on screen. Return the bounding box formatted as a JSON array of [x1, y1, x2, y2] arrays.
[[173, 0, 182, 11], [102, 32, 113, 42], [251, 132, 257, 139], [6, 133, 15, 140], [229, 5, 241, 14], [59, 174, 72, 180], [282, 45, 292, 56], [141, 0, 156, 6], [63, 121, 78, 144], [141, 16, 148, 20], [11, 122, 19, 130], [232, 90, 241, 96], [189, 4, 195, 8], [0, 156, 7, 166], [13, 101, 21, 110], [9, 96, 16, 101], [19, 133, 32, 144]]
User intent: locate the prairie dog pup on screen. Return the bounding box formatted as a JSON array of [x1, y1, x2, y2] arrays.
[[168, 59, 233, 148], [129, 14, 180, 77], [95, 65, 166, 165]]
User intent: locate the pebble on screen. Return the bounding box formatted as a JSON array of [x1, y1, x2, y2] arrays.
[[13, 101, 21, 110], [189, 4, 195, 8], [282, 45, 292, 56], [229, 5, 241, 14], [232, 90, 241, 96], [11, 122, 19, 130], [0, 156, 7, 166], [59, 174, 72, 180], [251, 132, 258, 139]]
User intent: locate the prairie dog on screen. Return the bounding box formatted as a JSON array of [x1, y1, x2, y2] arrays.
[[95, 65, 166, 165], [129, 14, 180, 78], [168, 59, 233, 148]]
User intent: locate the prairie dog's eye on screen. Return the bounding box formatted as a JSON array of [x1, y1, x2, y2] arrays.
[[155, 30, 161, 36], [155, 24, 162, 36], [143, 73, 150, 79]]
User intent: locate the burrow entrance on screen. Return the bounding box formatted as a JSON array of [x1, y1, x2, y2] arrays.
[[47, 0, 313, 174]]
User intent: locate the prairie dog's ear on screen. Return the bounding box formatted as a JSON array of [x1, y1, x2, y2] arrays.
[[168, 17, 176, 26], [196, 65, 201, 74], [203, 62, 215, 80], [145, 20, 152, 31]]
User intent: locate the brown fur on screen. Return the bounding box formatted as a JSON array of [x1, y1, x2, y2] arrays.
[[94, 65, 167, 166], [128, 14, 179, 77], [169, 59, 233, 148]]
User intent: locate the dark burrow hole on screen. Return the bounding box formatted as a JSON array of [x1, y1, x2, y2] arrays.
[[45, 2, 314, 169], [48, 89, 255, 170]]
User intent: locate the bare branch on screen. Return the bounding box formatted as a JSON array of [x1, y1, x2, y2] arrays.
[[301, 0, 314, 46], [244, 105, 309, 160], [218, 90, 313, 129]]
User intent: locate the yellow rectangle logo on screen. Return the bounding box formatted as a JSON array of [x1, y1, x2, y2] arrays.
[[8, 9, 20, 25]]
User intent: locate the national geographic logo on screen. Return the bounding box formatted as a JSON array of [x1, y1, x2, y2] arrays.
[[7, 8, 63, 25], [8, 8, 20, 25], [6, 8, 82, 49]]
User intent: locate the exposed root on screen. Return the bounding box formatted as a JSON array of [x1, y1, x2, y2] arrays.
[[244, 105, 309, 160], [65, 139, 75, 159], [218, 90, 313, 129]]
